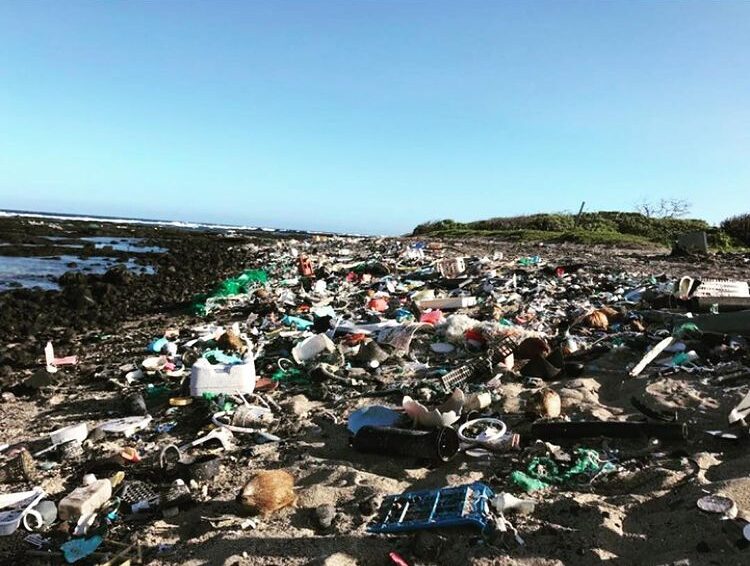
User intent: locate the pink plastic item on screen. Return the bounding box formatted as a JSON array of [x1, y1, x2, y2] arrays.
[[45, 342, 77, 373]]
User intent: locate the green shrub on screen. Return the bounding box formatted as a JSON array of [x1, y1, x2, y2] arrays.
[[412, 219, 458, 235], [707, 228, 734, 251], [465, 213, 576, 232], [412, 211, 713, 246], [720, 213, 750, 246]]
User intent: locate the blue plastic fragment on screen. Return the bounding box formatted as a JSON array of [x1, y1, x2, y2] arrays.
[[148, 337, 168, 353], [156, 422, 177, 434], [61, 535, 103, 563], [202, 349, 243, 364], [369, 482, 494, 534], [393, 308, 415, 323], [281, 315, 313, 330]]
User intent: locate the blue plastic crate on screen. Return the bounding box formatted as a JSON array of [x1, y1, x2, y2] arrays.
[[369, 482, 494, 534]]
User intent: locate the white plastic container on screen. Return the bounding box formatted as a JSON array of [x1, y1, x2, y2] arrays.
[[417, 297, 477, 310], [291, 334, 335, 363], [58, 475, 112, 521], [97, 415, 152, 438], [189, 356, 256, 397], [50, 423, 88, 446], [0, 488, 46, 536]]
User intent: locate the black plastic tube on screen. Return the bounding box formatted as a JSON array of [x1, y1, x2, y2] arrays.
[[690, 297, 750, 313], [531, 420, 688, 441], [352, 426, 460, 462]]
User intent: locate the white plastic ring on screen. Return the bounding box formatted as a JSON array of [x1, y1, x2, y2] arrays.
[[457, 417, 507, 445], [23, 509, 43, 531]]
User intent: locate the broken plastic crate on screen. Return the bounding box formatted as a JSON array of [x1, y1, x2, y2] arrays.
[[440, 335, 517, 392], [436, 257, 466, 278], [369, 482, 494, 534], [692, 279, 750, 298]]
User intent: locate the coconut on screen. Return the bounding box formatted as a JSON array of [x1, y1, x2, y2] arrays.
[[584, 310, 609, 330], [532, 388, 561, 419], [238, 470, 297, 516]]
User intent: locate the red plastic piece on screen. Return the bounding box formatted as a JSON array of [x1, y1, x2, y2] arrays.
[[298, 256, 314, 277], [368, 298, 389, 312], [420, 310, 443, 325]]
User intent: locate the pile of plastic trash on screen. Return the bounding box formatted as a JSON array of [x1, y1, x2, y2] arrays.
[[2, 236, 750, 563]]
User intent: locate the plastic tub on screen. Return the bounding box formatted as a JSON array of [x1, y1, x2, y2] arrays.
[[0, 488, 46, 536], [189, 357, 256, 397]]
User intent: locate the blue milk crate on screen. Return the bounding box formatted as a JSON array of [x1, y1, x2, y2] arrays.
[[369, 482, 495, 534]]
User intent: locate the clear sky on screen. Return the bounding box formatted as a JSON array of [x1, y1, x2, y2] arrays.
[[1, 1, 748, 235]]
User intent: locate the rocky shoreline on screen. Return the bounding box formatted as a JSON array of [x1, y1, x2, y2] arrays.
[[0, 215, 305, 367]]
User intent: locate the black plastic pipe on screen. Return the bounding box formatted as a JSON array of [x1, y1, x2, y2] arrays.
[[690, 297, 750, 313], [352, 426, 460, 462], [531, 420, 688, 441]]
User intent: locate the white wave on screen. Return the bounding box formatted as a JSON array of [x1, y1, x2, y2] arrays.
[[1, 209, 372, 237]]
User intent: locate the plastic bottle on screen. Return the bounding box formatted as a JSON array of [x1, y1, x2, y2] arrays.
[[58, 474, 113, 521]]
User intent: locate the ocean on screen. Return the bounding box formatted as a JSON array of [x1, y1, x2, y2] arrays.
[[0, 209, 361, 292]]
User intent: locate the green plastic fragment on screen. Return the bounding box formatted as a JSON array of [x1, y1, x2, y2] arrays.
[[673, 322, 700, 338], [672, 352, 691, 365], [146, 384, 170, 398], [201, 392, 235, 412], [271, 367, 309, 384], [509, 471, 550, 492], [191, 269, 269, 316], [510, 448, 606, 493]]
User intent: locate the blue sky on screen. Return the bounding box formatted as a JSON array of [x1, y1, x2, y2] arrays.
[[1, 1, 748, 235]]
